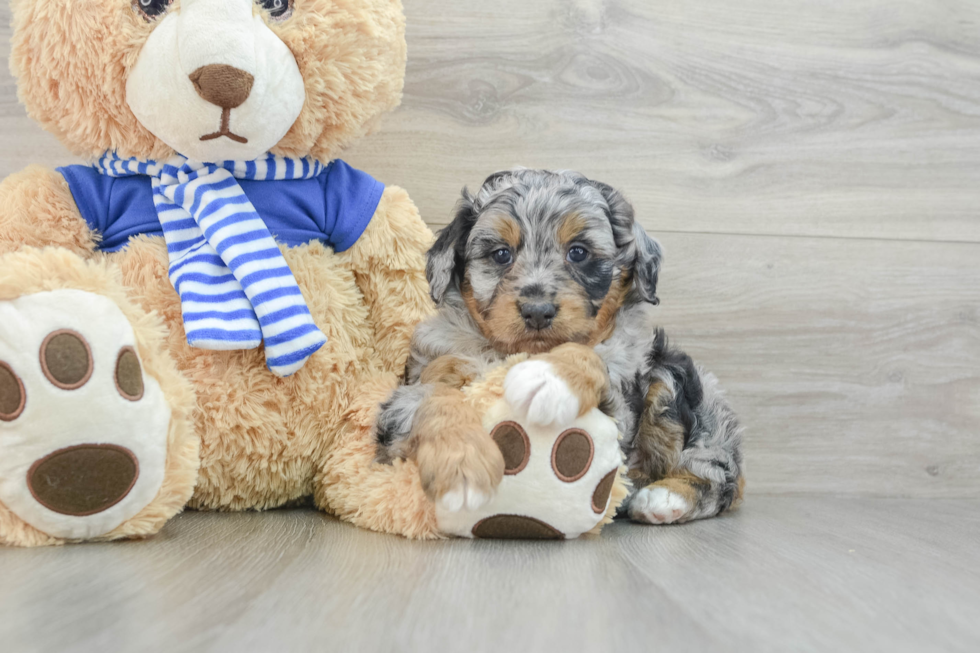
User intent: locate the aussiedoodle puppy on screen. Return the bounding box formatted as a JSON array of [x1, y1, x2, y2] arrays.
[[375, 169, 744, 524]]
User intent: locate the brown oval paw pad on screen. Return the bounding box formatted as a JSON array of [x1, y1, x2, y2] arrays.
[[472, 514, 565, 540], [0, 362, 26, 421], [491, 421, 530, 475], [592, 468, 618, 514], [115, 347, 144, 401], [40, 330, 93, 390], [551, 428, 594, 482], [27, 444, 140, 516]]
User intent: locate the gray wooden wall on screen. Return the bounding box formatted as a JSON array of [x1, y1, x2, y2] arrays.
[[1, 1, 978, 497]]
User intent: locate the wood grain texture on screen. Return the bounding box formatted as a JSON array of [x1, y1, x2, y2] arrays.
[[1, 500, 978, 653], [1, 2, 979, 497], [345, 0, 980, 243], [653, 232, 980, 497]]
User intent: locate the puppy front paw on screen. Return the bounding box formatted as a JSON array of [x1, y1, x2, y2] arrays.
[[629, 486, 693, 525], [417, 426, 504, 513], [504, 360, 580, 428]]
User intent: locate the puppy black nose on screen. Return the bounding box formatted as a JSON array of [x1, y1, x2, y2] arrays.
[[520, 303, 557, 330]]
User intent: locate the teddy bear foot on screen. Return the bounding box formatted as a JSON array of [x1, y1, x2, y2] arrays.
[[0, 289, 175, 543]]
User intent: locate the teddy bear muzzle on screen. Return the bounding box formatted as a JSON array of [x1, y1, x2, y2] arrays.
[[125, 0, 306, 161]]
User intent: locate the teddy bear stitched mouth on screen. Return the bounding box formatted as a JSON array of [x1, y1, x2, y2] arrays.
[[199, 110, 249, 144], [190, 64, 253, 144]]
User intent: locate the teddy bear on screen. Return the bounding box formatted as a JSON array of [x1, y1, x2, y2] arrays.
[[0, 0, 456, 547], [0, 0, 629, 546]]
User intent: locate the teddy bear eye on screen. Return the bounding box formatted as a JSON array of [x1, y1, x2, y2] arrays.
[[257, 0, 292, 19], [132, 0, 172, 21]]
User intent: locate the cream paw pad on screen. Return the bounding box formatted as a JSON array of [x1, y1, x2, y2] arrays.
[[436, 398, 627, 540]]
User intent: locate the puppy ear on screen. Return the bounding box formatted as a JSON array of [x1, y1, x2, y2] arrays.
[[630, 222, 663, 305], [591, 180, 663, 305], [426, 189, 479, 304]]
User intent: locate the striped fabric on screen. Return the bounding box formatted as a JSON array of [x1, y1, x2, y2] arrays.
[[97, 152, 327, 377]]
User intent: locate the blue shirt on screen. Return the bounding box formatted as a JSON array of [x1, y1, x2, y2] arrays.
[[58, 159, 384, 253]]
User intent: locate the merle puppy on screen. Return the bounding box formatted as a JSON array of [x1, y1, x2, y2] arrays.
[[375, 169, 744, 524]]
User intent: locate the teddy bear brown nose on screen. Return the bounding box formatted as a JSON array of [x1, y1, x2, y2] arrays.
[[189, 64, 255, 110]]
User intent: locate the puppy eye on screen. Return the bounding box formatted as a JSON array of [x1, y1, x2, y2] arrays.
[[257, 0, 293, 19], [566, 246, 589, 263], [133, 0, 172, 20], [491, 248, 513, 266]]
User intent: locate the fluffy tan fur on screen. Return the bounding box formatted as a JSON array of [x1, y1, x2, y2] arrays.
[[0, 0, 439, 545], [0, 248, 199, 547], [10, 0, 407, 163]]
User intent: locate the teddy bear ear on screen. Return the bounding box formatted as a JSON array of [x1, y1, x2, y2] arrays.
[[426, 190, 479, 305]]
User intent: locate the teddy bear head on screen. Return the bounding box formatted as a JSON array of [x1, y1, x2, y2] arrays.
[[10, 0, 406, 163]]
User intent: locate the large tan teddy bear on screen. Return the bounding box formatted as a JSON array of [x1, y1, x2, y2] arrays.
[[0, 0, 462, 546]]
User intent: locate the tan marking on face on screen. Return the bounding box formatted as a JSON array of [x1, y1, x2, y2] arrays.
[[588, 274, 628, 346], [492, 214, 522, 249], [557, 212, 588, 244], [462, 270, 620, 355]]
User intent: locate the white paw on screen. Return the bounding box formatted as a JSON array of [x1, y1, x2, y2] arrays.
[[630, 486, 692, 524], [439, 482, 491, 513], [504, 360, 579, 428]]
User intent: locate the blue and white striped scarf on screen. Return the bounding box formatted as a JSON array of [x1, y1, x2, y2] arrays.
[[97, 152, 327, 378]]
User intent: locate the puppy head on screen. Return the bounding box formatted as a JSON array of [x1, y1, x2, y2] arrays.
[[427, 169, 663, 354]]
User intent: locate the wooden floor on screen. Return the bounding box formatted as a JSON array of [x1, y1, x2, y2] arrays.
[[1, 1, 979, 651], [0, 498, 977, 653]]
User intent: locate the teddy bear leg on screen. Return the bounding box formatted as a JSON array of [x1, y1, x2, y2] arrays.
[[313, 371, 443, 539], [0, 166, 99, 256], [339, 186, 435, 375], [0, 248, 199, 547]]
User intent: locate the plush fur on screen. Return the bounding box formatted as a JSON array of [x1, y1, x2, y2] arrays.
[[10, 0, 406, 162], [0, 248, 199, 546], [377, 169, 744, 526], [0, 0, 443, 545]]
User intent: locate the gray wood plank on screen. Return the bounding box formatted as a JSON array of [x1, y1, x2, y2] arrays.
[[4, 1, 980, 241], [650, 232, 980, 497], [0, 498, 977, 653], [345, 0, 980, 243]]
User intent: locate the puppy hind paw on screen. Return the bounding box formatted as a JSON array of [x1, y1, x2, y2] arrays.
[[504, 360, 579, 428], [629, 486, 692, 525]]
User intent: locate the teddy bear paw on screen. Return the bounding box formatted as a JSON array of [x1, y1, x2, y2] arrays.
[[0, 290, 172, 541], [504, 360, 580, 428]]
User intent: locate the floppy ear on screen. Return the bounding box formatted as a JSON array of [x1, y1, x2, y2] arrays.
[[630, 222, 663, 305], [591, 180, 663, 305], [426, 190, 479, 304]]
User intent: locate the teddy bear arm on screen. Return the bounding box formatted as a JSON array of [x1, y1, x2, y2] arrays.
[[342, 186, 436, 374], [0, 166, 99, 257]]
